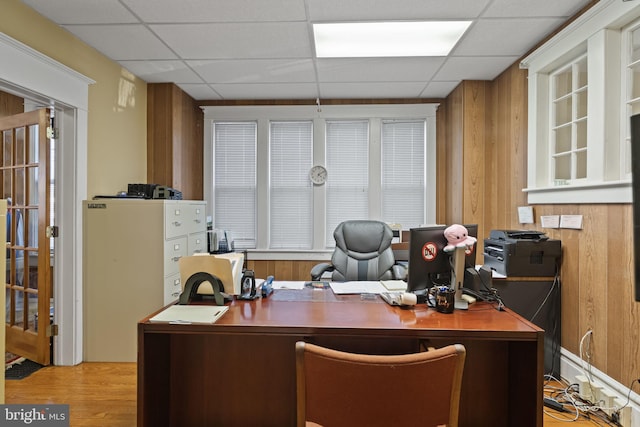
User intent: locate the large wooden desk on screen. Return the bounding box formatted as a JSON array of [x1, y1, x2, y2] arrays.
[[138, 289, 544, 427]]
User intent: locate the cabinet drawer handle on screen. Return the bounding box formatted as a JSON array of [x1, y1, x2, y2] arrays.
[[172, 256, 181, 262], [173, 221, 182, 227]]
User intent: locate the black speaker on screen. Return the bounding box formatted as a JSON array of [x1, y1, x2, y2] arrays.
[[631, 113, 640, 301]]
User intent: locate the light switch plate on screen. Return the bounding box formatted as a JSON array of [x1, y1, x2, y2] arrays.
[[560, 215, 583, 229], [517, 206, 534, 224], [540, 215, 560, 228]]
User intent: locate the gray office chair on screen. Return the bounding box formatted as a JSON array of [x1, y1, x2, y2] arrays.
[[310, 220, 407, 281]]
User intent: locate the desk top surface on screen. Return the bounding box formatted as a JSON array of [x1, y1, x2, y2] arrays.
[[141, 288, 542, 340]]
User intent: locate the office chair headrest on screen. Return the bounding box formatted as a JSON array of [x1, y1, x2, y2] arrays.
[[334, 220, 393, 255]]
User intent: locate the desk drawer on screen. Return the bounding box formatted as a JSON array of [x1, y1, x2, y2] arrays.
[[189, 232, 207, 255], [165, 237, 188, 277], [164, 273, 182, 305]]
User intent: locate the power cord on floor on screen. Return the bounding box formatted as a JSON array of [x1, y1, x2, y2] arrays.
[[543, 375, 621, 426]]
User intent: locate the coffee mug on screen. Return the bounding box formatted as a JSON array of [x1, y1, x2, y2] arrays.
[[428, 286, 455, 314]]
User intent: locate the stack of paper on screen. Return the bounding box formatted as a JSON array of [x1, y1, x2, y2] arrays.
[[381, 280, 407, 291], [149, 305, 229, 324], [178, 252, 244, 295], [329, 281, 387, 294]]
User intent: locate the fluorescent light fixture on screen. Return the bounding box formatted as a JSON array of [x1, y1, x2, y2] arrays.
[[313, 21, 471, 58]]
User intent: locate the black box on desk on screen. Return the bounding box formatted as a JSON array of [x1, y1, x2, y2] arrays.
[[483, 230, 561, 277]]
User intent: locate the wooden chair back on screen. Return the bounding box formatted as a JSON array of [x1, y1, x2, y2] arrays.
[[295, 341, 466, 427]]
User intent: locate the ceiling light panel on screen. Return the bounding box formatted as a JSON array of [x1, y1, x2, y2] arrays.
[[313, 21, 472, 58]]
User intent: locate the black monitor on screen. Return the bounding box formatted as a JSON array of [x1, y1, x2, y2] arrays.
[[406, 226, 450, 293], [406, 224, 479, 294]]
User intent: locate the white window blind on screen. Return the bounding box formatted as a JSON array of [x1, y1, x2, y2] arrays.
[[325, 120, 369, 247], [213, 122, 257, 249], [269, 121, 313, 249], [381, 120, 425, 229]]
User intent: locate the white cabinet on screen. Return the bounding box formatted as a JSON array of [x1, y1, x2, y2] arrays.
[[82, 199, 207, 362]]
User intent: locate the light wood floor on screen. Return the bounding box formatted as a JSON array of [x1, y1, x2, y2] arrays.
[[4, 362, 616, 427]]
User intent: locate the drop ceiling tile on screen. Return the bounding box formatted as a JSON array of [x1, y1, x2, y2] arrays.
[[434, 56, 519, 81], [21, 0, 597, 100], [22, 0, 138, 24], [454, 18, 565, 56], [63, 24, 177, 60], [122, 0, 307, 22], [316, 57, 445, 82], [176, 83, 222, 100], [421, 81, 461, 98], [307, 0, 490, 21], [150, 22, 312, 59], [212, 83, 319, 99], [187, 59, 316, 83], [318, 82, 427, 99], [483, 0, 591, 18], [118, 60, 203, 83]]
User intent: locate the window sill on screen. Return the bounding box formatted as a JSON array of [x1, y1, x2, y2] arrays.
[[524, 180, 632, 204], [246, 250, 333, 261]]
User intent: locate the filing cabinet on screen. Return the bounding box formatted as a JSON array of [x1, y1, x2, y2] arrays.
[[82, 199, 206, 361]]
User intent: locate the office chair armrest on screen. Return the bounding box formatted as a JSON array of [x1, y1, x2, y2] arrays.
[[392, 263, 408, 280], [310, 263, 334, 281]]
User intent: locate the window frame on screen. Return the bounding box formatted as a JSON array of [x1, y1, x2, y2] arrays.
[[202, 104, 438, 259], [520, 0, 639, 204], [622, 19, 640, 181]]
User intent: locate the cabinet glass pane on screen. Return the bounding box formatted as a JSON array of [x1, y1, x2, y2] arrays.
[[15, 127, 25, 166], [554, 126, 572, 153], [29, 295, 38, 332], [554, 70, 572, 98], [576, 90, 588, 119], [28, 124, 39, 164], [27, 209, 38, 248], [3, 130, 12, 166], [632, 63, 640, 99], [28, 166, 38, 205], [576, 151, 587, 179], [2, 170, 10, 199], [632, 26, 640, 63], [15, 167, 24, 206], [554, 97, 572, 126], [576, 120, 587, 150], [576, 58, 588, 88], [554, 154, 571, 180]]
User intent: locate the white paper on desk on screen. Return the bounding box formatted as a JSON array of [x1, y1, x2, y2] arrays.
[[272, 281, 306, 290], [381, 280, 407, 291], [330, 281, 387, 295], [149, 305, 229, 324]]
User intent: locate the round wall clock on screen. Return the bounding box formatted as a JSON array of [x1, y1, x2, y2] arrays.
[[309, 165, 328, 185]]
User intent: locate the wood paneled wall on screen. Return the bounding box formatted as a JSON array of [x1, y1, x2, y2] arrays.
[[442, 62, 640, 387], [437, 81, 488, 250], [147, 83, 204, 200], [0, 91, 23, 118], [246, 260, 322, 282]]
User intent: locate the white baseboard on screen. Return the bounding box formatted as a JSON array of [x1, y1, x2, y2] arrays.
[[559, 347, 640, 427]]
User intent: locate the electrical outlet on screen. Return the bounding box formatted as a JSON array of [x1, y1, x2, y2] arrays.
[[576, 375, 594, 401], [575, 375, 632, 427], [614, 398, 632, 427], [600, 387, 617, 416]]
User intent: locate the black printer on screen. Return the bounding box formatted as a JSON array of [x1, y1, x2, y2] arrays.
[[483, 230, 561, 277]]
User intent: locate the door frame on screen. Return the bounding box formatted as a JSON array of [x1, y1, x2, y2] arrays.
[[0, 32, 94, 365]]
